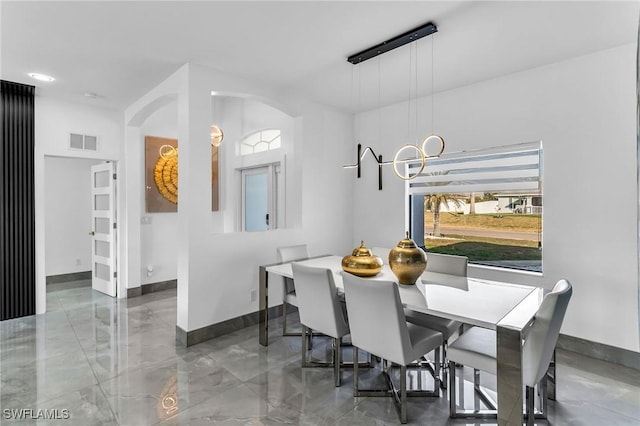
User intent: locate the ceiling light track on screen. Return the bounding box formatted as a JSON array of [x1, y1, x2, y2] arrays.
[[347, 22, 438, 65]]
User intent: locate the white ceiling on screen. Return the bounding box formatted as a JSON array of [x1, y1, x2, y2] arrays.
[[1, 1, 638, 113]]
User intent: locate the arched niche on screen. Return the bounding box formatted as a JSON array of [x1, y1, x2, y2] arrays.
[[210, 91, 299, 233]]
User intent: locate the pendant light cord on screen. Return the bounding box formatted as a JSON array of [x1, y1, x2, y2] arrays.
[[350, 64, 354, 114], [407, 41, 412, 144], [415, 42, 419, 145], [431, 35, 435, 135], [378, 56, 382, 145]]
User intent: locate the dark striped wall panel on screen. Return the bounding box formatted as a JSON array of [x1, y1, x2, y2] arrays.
[[1, 80, 36, 321]]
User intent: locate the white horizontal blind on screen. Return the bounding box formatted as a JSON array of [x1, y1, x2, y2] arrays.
[[407, 141, 542, 195]]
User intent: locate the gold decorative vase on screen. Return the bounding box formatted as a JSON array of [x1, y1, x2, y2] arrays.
[[342, 241, 383, 277], [389, 232, 427, 285]]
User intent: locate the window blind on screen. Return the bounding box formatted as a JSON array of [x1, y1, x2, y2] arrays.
[[407, 141, 542, 195]]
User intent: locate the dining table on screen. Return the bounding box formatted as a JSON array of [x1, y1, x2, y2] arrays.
[[258, 255, 547, 426]]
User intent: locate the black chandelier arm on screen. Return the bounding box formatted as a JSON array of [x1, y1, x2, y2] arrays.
[[344, 143, 385, 190], [378, 154, 383, 191], [343, 137, 446, 189]]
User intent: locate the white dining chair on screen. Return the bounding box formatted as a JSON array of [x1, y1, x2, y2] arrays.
[[447, 279, 573, 425], [291, 263, 351, 386], [404, 252, 468, 387], [276, 244, 309, 337], [343, 273, 443, 424], [424, 252, 468, 276]]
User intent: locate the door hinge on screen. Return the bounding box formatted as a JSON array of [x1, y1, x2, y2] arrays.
[[113, 272, 117, 278], [113, 222, 117, 229], [113, 173, 117, 180]]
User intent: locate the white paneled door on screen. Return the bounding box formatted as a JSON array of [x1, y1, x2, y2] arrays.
[[90, 162, 117, 297]]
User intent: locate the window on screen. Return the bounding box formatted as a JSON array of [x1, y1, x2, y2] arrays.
[[240, 129, 281, 156], [408, 142, 543, 273]]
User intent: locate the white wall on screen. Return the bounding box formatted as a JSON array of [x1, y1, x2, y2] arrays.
[[125, 64, 354, 331], [35, 98, 122, 160], [44, 157, 102, 276], [353, 44, 638, 352], [35, 97, 123, 313]]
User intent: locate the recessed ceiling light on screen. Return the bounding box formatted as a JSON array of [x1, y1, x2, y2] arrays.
[[28, 72, 55, 82]]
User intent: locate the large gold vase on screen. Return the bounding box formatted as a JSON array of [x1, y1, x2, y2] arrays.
[[389, 232, 427, 285], [342, 241, 383, 277]]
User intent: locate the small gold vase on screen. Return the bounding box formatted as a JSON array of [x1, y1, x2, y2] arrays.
[[389, 232, 427, 285], [342, 241, 383, 277]]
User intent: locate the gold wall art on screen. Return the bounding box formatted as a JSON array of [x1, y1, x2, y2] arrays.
[[145, 136, 220, 213]]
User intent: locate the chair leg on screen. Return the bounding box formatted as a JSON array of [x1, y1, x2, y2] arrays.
[[400, 365, 407, 424], [473, 368, 481, 412], [525, 385, 535, 426], [334, 337, 341, 387], [448, 362, 497, 419], [301, 325, 308, 367], [537, 376, 548, 419], [449, 360, 457, 417], [441, 342, 448, 389], [434, 345, 441, 392], [547, 348, 556, 401], [282, 301, 288, 335], [355, 350, 437, 424], [283, 302, 312, 348], [353, 346, 359, 396]]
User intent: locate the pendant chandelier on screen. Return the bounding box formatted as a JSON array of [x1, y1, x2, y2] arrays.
[[344, 21, 445, 186]]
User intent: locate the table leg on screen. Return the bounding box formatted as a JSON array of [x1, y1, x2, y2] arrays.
[[259, 265, 269, 346], [497, 325, 524, 426]]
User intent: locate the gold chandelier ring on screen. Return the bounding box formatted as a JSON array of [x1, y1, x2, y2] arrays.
[[421, 134, 445, 158], [392, 144, 425, 181]]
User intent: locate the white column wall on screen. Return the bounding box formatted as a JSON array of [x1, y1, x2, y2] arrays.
[[125, 64, 354, 332], [185, 107, 353, 330], [353, 43, 638, 352]]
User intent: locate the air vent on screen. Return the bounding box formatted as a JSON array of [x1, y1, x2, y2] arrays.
[[69, 133, 98, 151]]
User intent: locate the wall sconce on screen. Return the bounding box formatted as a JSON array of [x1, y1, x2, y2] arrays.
[[211, 124, 223, 147]]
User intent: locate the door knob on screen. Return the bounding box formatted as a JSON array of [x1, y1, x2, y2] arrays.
[[89, 231, 95, 236]]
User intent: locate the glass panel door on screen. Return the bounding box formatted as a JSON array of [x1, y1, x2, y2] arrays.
[[243, 167, 269, 232]]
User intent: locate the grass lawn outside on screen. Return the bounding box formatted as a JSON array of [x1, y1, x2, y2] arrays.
[[422, 212, 542, 267], [424, 234, 542, 262]]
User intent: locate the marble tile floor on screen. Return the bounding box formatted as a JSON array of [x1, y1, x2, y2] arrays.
[[1, 282, 639, 425]]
